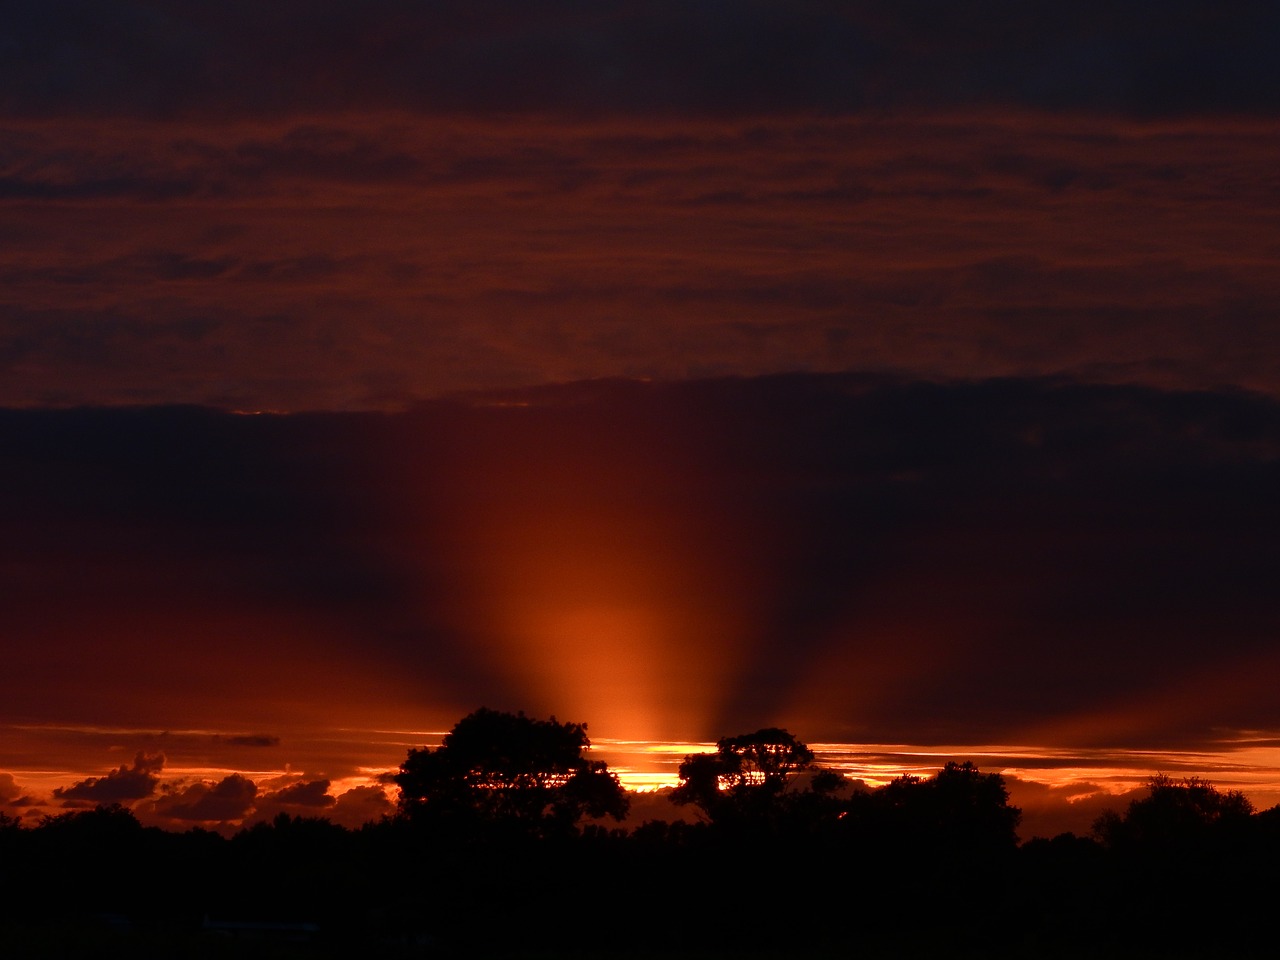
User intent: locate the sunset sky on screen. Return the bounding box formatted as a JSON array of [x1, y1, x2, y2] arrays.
[[3, 2, 1280, 837]]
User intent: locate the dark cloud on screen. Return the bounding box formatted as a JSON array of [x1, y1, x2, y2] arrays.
[[618, 787, 700, 828], [223, 734, 281, 748], [153, 773, 257, 822], [1008, 777, 1145, 841], [1, 2, 1278, 119], [0, 772, 23, 803], [267, 779, 335, 808], [52, 752, 164, 803], [247, 778, 391, 827], [329, 785, 393, 828], [0, 173, 204, 202]]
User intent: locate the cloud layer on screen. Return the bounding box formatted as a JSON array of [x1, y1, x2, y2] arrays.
[[2, 6, 1278, 410], [2, 113, 1277, 409]]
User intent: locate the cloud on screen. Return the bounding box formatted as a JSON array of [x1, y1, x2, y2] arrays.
[[2, 112, 1278, 410], [222, 734, 281, 748], [246, 779, 396, 828], [268, 779, 336, 808], [329, 786, 394, 828], [1007, 776, 1147, 841], [52, 752, 164, 803], [244, 777, 337, 825], [616, 787, 701, 827], [0, 773, 23, 803], [152, 773, 257, 822]]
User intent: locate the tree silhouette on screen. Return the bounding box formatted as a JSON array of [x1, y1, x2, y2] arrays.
[[1093, 774, 1253, 851], [851, 761, 1021, 860], [925, 760, 1021, 852], [395, 707, 628, 836], [671, 727, 829, 825]]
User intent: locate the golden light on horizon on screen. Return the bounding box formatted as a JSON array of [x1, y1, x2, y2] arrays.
[[593, 739, 716, 791], [15, 721, 1280, 837]]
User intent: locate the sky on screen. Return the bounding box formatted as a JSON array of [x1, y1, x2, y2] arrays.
[[2, 1, 1279, 836]]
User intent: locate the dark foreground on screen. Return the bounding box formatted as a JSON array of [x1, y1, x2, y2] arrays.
[[3, 806, 1279, 960], [1, 921, 1274, 960]]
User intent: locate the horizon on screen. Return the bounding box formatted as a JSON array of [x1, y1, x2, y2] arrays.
[[11, 714, 1280, 840]]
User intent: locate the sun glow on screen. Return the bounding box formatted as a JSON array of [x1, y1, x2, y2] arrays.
[[398, 406, 769, 746], [592, 739, 715, 791]]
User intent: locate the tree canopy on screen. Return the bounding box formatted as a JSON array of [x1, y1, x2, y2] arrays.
[[671, 727, 835, 825], [395, 707, 628, 835], [857, 761, 1022, 857], [1093, 774, 1254, 851]]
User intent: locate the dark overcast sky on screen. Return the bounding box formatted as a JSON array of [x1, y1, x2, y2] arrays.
[[3, 3, 1279, 831], [6, 1, 1280, 118]]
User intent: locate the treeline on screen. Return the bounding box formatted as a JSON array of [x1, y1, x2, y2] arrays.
[[3, 710, 1279, 958]]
